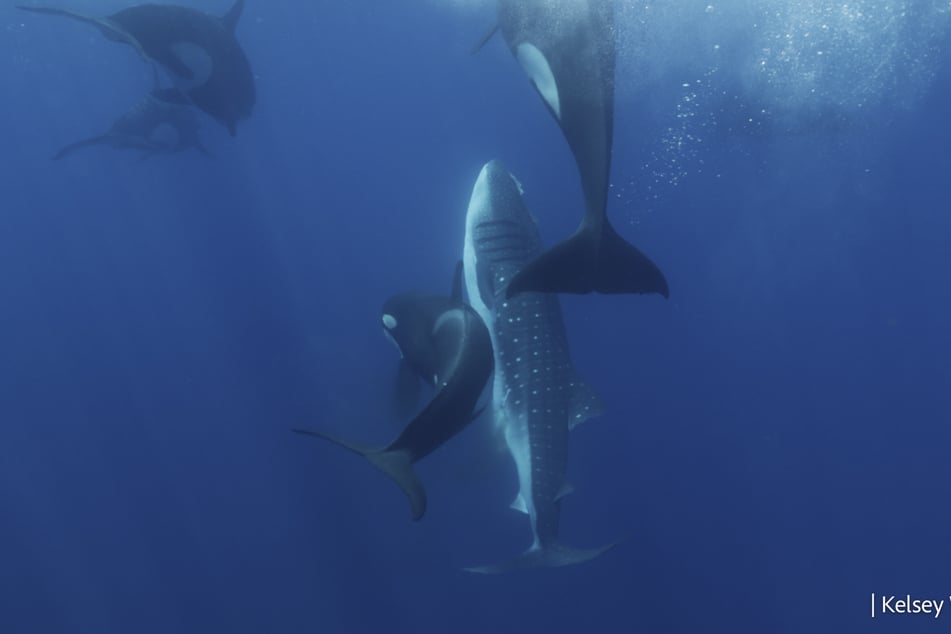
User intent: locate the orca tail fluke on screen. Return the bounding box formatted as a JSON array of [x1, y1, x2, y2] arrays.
[[51, 135, 109, 161], [464, 540, 619, 574], [292, 428, 427, 521], [505, 220, 669, 299]]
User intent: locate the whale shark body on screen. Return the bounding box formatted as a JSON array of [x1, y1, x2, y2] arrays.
[[463, 161, 615, 572]]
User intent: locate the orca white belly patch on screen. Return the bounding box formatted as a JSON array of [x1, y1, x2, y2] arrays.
[[516, 43, 561, 120]]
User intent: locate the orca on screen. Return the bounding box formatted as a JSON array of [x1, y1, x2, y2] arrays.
[[52, 88, 211, 160], [18, 0, 255, 136], [294, 263, 493, 521], [462, 160, 616, 572], [481, 0, 669, 299]]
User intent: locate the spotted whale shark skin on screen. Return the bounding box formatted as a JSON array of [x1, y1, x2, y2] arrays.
[[52, 89, 211, 160], [18, 0, 254, 136], [487, 0, 668, 299], [463, 160, 616, 572]]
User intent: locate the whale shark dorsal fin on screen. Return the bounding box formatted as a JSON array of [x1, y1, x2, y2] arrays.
[[568, 380, 603, 430], [470, 22, 499, 55], [510, 493, 529, 514], [450, 260, 464, 303], [555, 483, 575, 501], [221, 0, 245, 32]]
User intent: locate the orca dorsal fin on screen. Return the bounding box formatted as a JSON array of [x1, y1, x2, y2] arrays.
[[450, 260, 464, 302], [221, 0, 244, 32], [470, 22, 499, 55]]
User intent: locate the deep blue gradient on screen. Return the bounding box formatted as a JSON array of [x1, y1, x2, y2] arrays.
[[1, 1, 950, 632]]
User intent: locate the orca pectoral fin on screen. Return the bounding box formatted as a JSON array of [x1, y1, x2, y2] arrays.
[[450, 259, 464, 303], [470, 22, 499, 55], [464, 540, 620, 574], [51, 135, 109, 160], [159, 52, 195, 81], [293, 428, 427, 521], [16, 5, 99, 24], [17, 7, 139, 52], [505, 220, 669, 298], [194, 141, 215, 158], [150, 87, 190, 106]]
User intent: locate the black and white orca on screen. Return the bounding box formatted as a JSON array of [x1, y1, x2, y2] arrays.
[[18, 0, 255, 136], [294, 264, 493, 521], [463, 160, 616, 572], [52, 88, 211, 160], [481, 0, 669, 299]]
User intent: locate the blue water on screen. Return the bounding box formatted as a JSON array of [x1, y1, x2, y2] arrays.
[[2, 1, 950, 632]]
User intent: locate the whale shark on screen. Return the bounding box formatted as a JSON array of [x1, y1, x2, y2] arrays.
[[462, 160, 615, 572], [18, 0, 255, 136], [294, 264, 493, 521], [52, 88, 211, 160], [480, 0, 669, 299]]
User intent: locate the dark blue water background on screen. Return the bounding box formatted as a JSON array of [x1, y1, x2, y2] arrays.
[[1, 1, 950, 632]]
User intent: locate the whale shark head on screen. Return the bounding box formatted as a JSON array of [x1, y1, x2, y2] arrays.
[[463, 160, 541, 316]]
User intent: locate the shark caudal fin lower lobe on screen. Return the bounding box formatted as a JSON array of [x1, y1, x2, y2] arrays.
[[464, 540, 619, 574], [292, 429, 426, 521], [505, 220, 669, 299]]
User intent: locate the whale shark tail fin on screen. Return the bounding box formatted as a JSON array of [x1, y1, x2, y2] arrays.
[[292, 428, 427, 521], [464, 540, 619, 574], [505, 220, 669, 299]]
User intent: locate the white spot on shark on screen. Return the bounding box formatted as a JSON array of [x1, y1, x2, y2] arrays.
[[382, 313, 397, 329]]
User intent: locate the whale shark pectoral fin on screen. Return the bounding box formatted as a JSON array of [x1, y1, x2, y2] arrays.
[[505, 220, 669, 298], [221, 0, 245, 33], [555, 483, 575, 501], [516, 43, 561, 120], [470, 22, 499, 55], [568, 380, 603, 430], [292, 428, 426, 521], [464, 540, 619, 574], [509, 493, 529, 514], [469, 403, 487, 423]]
